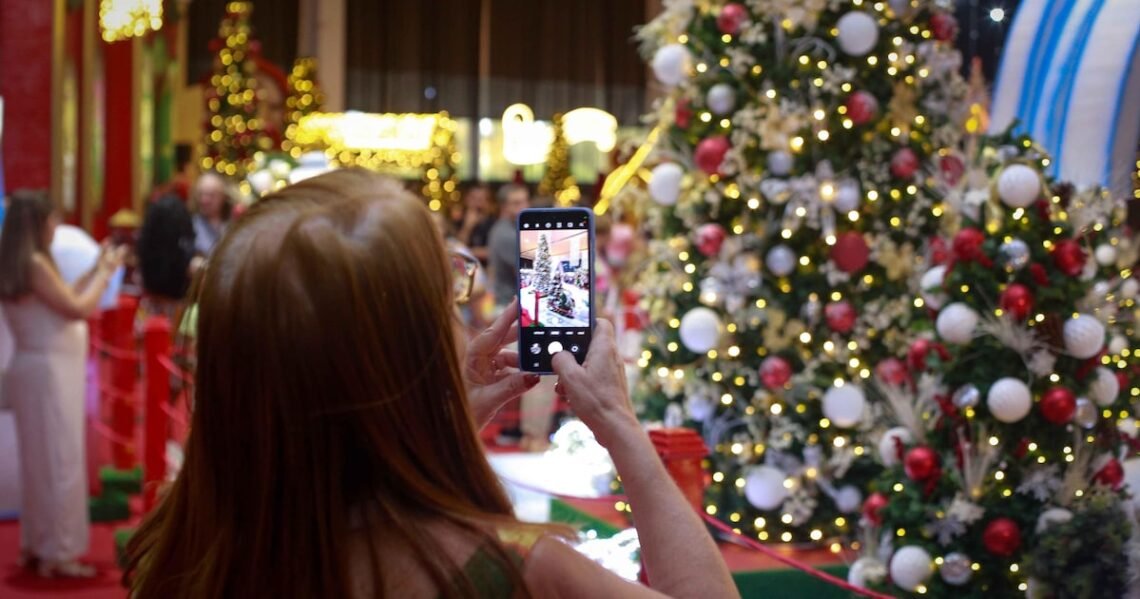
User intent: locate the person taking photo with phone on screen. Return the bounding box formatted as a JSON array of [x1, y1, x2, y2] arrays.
[[125, 170, 738, 599]]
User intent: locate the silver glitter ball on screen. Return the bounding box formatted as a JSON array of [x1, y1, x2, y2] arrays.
[[998, 238, 1031, 271], [952, 384, 981, 409], [939, 552, 972, 586], [1074, 397, 1098, 429], [801, 298, 822, 326]]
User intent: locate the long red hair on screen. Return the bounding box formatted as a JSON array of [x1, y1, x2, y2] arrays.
[[125, 170, 546, 597]]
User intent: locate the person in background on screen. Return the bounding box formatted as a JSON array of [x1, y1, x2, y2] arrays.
[[0, 190, 125, 578], [190, 172, 234, 257], [456, 184, 496, 264], [487, 183, 529, 310], [123, 170, 737, 599], [137, 193, 199, 322]]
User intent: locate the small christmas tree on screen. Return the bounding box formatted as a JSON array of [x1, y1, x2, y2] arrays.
[[852, 131, 1136, 597], [549, 273, 576, 318], [539, 113, 580, 207], [283, 57, 323, 158], [533, 233, 554, 294], [201, 1, 271, 178]]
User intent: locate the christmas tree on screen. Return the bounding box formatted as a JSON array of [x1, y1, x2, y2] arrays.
[[550, 273, 576, 318], [538, 113, 581, 207], [851, 130, 1139, 597], [534, 233, 554, 295], [283, 57, 324, 158], [631, 1, 968, 544], [201, 1, 272, 178]]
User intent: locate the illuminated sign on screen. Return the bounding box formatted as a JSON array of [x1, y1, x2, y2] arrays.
[[293, 112, 439, 153], [100, 0, 163, 43], [501, 104, 619, 165]]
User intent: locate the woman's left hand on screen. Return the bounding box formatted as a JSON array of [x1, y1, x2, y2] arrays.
[[464, 299, 540, 428]]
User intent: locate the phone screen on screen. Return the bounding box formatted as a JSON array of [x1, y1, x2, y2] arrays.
[[517, 208, 594, 373]]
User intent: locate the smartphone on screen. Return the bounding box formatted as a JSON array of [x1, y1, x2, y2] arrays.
[[517, 207, 595, 373]]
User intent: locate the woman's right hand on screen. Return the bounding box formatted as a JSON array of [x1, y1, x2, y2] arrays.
[[551, 319, 639, 449], [100, 245, 127, 272]]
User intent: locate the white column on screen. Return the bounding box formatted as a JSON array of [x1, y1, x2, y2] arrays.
[[312, 0, 345, 112]]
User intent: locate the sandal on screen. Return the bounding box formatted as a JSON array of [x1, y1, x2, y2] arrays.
[[17, 550, 39, 570], [37, 560, 97, 579]]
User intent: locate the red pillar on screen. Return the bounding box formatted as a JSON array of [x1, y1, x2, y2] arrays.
[[102, 296, 139, 469], [142, 317, 172, 512], [0, 0, 57, 190], [96, 37, 136, 238]]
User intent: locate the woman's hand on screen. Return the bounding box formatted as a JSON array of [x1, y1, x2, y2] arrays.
[[551, 319, 639, 449], [464, 299, 540, 428], [98, 244, 127, 273]]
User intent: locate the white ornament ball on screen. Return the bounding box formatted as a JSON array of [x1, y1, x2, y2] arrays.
[[706, 83, 737, 116], [1122, 278, 1140, 299], [834, 485, 863, 514], [1035, 507, 1074, 533], [889, 546, 934, 592], [1063, 314, 1105, 359], [920, 266, 948, 310], [1095, 244, 1118, 266], [997, 164, 1042, 208], [744, 465, 789, 510], [834, 181, 861, 212], [822, 384, 866, 428], [685, 394, 716, 422], [878, 426, 914, 467], [765, 244, 797, 277], [987, 377, 1032, 423], [649, 163, 685, 206], [1119, 418, 1138, 438], [248, 169, 275, 195], [1109, 334, 1129, 356], [678, 307, 722, 353], [1089, 367, 1120, 407], [651, 44, 691, 87], [936, 302, 979, 344], [848, 557, 886, 587], [268, 159, 292, 179], [836, 11, 880, 56], [767, 150, 794, 176]]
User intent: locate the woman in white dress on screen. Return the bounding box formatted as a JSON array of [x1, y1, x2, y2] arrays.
[[0, 190, 124, 578]]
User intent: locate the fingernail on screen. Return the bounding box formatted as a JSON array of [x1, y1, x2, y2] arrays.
[[525, 374, 540, 385]]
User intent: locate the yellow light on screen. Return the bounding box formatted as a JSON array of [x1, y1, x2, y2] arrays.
[[817, 130, 830, 141], [722, 394, 734, 406], [728, 346, 741, 357], [868, 56, 878, 66], [700, 112, 713, 123], [735, 478, 745, 489], [770, 404, 783, 415], [721, 34, 732, 43], [1010, 564, 1019, 573], [712, 472, 725, 483], [781, 532, 793, 543], [706, 505, 718, 515], [790, 136, 805, 152], [897, 528, 906, 537], [809, 529, 823, 541], [695, 63, 708, 73], [667, 342, 679, 352], [100, 0, 164, 43]]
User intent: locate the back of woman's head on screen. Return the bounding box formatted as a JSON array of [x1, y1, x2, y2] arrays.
[[126, 169, 524, 598], [0, 189, 55, 300]]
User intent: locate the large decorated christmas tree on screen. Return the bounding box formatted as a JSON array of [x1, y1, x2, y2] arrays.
[[850, 129, 1140, 597], [632, 0, 967, 544]]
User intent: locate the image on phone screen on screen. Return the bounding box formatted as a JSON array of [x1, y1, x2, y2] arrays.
[[517, 208, 594, 373]]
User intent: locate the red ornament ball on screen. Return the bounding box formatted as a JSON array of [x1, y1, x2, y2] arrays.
[[890, 147, 920, 180], [695, 223, 728, 257], [1030, 263, 1050, 286], [1039, 387, 1077, 424], [929, 237, 951, 266], [907, 338, 950, 371], [1052, 239, 1087, 277], [930, 12, 959, 42], [1095, 458, 1125, 489], [983, 518, 1022, 557], [863, 492, 889, 526], [675, 99, 693, 129], [694, 136, 731, 175], [999, 283, 1035, 321], [830, 231, 870, 274], [875, 358, 910, 387], [844, 91, 879, 126], [824, 300, 857, 334], [953, 227, 986, 262], [759, 356, 793, 389], [939, 154, 966, 186], [904, 446, 940, 481], [716, 3, 749, 35]]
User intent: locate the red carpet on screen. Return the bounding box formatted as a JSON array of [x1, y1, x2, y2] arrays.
[[0, 519, 126, 598]]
